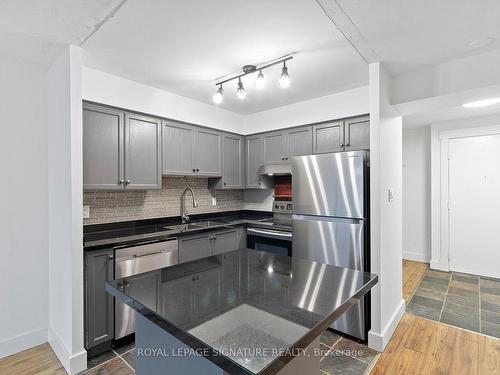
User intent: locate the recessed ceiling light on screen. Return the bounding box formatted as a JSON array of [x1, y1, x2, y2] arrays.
[[468, 38, 494, 50], [462, 98, 500, 108]]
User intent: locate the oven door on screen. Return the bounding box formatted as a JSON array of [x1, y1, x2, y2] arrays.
[[247, 227, 292, 257]]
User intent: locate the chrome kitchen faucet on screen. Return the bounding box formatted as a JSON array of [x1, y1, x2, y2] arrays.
[[181, 187, 198, 223]]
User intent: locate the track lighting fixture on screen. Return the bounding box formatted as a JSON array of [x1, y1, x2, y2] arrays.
[[236, 77, 246, 99], [212, 84, 223, 104], [279, 61, 291, 88], [213, 56, 292, 102]]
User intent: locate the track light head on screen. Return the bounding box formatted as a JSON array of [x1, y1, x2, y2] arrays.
[[279, 61, 290, 88], [213, 85, 223, 104], [237, 78, 246, 99], [256, 70, 265, 89]]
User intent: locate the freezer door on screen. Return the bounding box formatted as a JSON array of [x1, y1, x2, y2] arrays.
[[292, 151, 366, 218], [292, 214, 366, 339]]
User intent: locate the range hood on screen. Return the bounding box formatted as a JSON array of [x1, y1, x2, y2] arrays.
[[257, 163, 292, 176]]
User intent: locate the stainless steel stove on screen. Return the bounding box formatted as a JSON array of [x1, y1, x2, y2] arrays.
[[246, 201, 293, 256]]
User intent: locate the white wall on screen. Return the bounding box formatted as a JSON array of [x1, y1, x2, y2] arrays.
[[368, 63, 404, 352], [0, 55, 49, 358], [402, 127, 431, 262], [244, 86, 369, 133], [82, 67, 245, 134], [47, 45, 86, 375]]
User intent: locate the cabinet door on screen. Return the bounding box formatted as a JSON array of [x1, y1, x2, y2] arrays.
[[116, 271, 160, 339], [246, 136, 263, 188], [162, 275, 193, 327], [85, 249, 114, 349], [179, 233, 212, 263], [83, 104, 124, 191], [195, 129, 222, 176], [124, 113, 162, 189], [192, 268, 221, 319], [221, 134, 244, 188], [212, 229, 239, 255], [287, 126, 312, 158], [313, 121, 345, 154], [345, 116, 370, 150], [263, 131, 286, 163], [163, 121, 196, 176]]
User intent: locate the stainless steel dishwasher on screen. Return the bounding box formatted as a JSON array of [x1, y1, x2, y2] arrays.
[[114, 238, 178, 339]]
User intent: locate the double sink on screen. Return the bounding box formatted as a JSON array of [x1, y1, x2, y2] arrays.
[[162, 220, 228, 233]]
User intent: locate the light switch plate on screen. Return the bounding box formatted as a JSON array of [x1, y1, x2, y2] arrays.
[[83, 205, 90, 219], [211, 197, 217, 206], [388, 189, 395, 202]]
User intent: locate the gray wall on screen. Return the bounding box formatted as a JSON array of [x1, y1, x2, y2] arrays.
[[84, 177, 243, 225]]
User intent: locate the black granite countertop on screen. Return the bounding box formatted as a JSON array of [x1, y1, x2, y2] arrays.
[[106, 249, 378, 375], [83, 210, 272, 249]]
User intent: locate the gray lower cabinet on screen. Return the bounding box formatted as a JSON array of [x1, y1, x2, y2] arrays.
[[209, 133, 244, 189], [161, 275, 193, 326], [124, 113, 162, 189], [179, 227, 245, 263], [162, 121, 196, 176], [192, 268, 221, 318], [178, 233, 212, 263], [313, 116, 369, 154], [344, 116, 370, 151], [83, 103, 162, 191], [83, 104, 124, 190], [85, 249, 114, 349]]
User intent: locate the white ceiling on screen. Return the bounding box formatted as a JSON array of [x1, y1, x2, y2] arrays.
[[334, 0, 500, 76], [82, 0, 368, 114]]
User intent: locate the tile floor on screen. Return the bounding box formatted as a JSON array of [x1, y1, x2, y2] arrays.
[[407, 269, 500, 338], [79, 330, 379, 375]]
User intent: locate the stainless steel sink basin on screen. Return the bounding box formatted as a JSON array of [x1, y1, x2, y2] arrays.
[[161, 223, 204, 232], [190, 220, 225, 228]]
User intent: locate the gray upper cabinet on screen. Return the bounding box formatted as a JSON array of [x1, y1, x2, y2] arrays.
[[83, 104, 124, 190], [263, 131, 286, 163], [195, 128, 222, 177], [287, 126, 312, 157], [209, 133, 244, 189], [163, 121, 195, 176], [163, 122, 222, 177], [344, 116, 370, 151], [245, 135, 272, 189], [313, 117, 369, 154], [313, 120, 345, 154], [124, 113, 162, 190], [83, 103, 162, 191], [85, 248, 114, 349]]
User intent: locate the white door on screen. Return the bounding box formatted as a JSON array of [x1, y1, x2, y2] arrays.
[[449, 134, 500, 278]]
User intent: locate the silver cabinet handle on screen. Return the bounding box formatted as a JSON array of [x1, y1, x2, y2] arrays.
[[340, 143, 344, 147], [223, 182, 227, 186], [346, 143, 350, 147], [192, 168, 196, 173], [280, 156, 284, 160], [124, 180, 130, 185], [196, 168, 200, 172], [108, 255, 114, 260], [119, 179, 124, 185], [285, 157, 289, 160]]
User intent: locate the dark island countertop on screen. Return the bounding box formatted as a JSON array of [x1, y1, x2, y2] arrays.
[[84, 210, 272, 249], [106, 249, 378, 375]]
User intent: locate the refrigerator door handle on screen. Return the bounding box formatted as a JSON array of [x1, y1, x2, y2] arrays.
[[292, 214, 365, 224]]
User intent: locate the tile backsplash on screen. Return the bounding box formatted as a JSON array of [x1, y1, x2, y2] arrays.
[[83, 177, 243, 225]]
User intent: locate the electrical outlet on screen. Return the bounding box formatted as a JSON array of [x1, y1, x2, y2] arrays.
[[211, 197, 217, 206], [83, 205, 90, 219]]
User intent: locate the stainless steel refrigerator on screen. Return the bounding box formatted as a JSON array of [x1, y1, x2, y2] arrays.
[[292, 151, 369, 340]]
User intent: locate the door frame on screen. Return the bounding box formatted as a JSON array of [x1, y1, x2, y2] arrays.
[[434, 124, 500, 271]]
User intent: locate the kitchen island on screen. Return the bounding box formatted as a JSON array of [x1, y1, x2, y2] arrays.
[[106, 249, 378, 375]]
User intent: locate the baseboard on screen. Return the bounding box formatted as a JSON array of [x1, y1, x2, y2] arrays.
[[403, 251, 430, 263], [48, 326, 87, 375], [368, 299, 405, 352], [430, 258, 449, 272], [0, 327, 47, 359]]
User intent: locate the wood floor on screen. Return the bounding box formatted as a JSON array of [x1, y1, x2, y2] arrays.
[[1, 259, 499, 375], [402, 259, 429, 301], [0, 343, 67, 375]]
